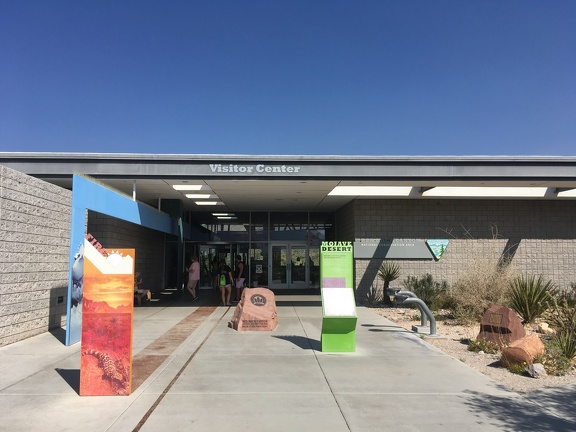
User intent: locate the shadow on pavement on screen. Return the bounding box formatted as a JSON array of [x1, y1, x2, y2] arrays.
[[463, 387, 576, 431], [273, 335, 321, 351]]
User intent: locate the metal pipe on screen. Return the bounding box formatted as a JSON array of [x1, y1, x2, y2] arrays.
[[395, 290, 427, 326], [395, 290, 436, 335]]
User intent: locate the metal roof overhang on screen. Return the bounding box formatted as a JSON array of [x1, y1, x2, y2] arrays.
[[1, 152, 576, 212]]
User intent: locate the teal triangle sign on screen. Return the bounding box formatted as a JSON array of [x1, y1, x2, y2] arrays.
[[426, 239, 449, 260]]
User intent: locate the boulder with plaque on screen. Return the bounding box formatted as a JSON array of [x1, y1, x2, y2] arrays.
[[477, 305, 525, 348], [229, 288, 277, 331]]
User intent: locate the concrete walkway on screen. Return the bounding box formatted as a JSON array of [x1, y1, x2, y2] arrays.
[[1, 294, 575, 432]]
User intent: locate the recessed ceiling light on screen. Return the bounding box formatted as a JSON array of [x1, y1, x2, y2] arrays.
[[173, 185, 203, 191], [557, 189, 576, 197], [422, 187, 548, 197], [328, 186, 412, 196], [195, 201, 223, 206], [184, 194, 213, 199]]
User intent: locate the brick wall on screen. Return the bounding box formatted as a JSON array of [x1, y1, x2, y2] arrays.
[[87, 211, 166, 291], [335, 201, 355, 241], [353, 199, 576, 299], [0, 166, 72, 347]]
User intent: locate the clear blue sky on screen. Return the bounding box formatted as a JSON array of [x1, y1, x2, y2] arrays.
[[1, 1, 575, 156]]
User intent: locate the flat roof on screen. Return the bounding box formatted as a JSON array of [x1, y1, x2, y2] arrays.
[[2, 152, 576, 212]]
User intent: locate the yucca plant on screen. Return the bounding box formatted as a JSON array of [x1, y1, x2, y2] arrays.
[[362, 282, 383, 305], [378, 261, 400, 305], [509, 274, 558, 324]]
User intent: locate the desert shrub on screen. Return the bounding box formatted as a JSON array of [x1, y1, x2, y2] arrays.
[[509, 275, 558, 324], [467, 338, 499, 354], [439, 226, 518, 324], [504, 361, 528, 375], [545, 300, 576, 360], [546, 298, 576, 332], [401, 273, 449, 310], [449, 255, 516, 325], [536, 338, 574, 376], [556, 283, 576, 307]]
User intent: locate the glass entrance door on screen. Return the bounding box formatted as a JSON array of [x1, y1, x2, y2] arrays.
[[198, 243, 249, 290], [269, 243, 308, 289], [198, 244, 231, 290]]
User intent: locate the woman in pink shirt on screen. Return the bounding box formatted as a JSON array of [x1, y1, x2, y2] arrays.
[[186, 256, 200, 301]]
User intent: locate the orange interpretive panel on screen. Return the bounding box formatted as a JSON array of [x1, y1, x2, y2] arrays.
[[79, 240, 134, 396]]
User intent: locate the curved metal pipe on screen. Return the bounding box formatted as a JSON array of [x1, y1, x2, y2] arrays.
[[395, 290, 436, 335]]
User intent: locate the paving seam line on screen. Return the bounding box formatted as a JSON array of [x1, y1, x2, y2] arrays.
[[295, 302, 353, 432], [131, 305, 231, 432]]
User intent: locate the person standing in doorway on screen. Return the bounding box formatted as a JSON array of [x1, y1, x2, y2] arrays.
[[186, 256, 200, 301], [234, 255, 245, 302], [218, 259, 234, 306]]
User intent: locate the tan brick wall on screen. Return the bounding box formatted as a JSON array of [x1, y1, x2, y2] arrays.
[[353, 199, 576, 299], [335, 201, 355, 241], [0, 166, 72, 347]]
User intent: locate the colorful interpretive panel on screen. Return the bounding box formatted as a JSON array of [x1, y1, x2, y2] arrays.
[[79, 241, 135, 396]]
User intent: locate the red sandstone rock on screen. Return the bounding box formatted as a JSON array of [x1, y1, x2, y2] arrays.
[[229, 288, 277, 331], [477, 305, 525, 348], [502, 333, 545, 365]]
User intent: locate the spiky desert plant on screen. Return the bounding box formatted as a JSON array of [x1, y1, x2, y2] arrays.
[[361, 282, 383, 306], [552, 330, 576, 360], [378, 261, 400, 305], [509, 274, 558, 324]]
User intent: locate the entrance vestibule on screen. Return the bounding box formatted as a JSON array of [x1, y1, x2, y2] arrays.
[[193, 242, 320, 290], [167, 211, 332, 292]]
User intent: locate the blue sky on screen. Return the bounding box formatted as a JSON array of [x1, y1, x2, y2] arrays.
[[1, 1, 575, 156]]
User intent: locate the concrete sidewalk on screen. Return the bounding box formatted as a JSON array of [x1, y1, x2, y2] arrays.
[[1, 295, 575, 432]]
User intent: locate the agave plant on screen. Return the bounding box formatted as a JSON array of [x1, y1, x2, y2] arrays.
[[378, 261, 400, 304], [509, 274, 558, 324]]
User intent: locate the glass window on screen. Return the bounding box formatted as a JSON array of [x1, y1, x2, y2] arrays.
[[308, 212, 335, 242], [250, 212, 268, 241], [249, 242, 268, 288], [270, 212, 309, 241], [189, 211, 250, 242]]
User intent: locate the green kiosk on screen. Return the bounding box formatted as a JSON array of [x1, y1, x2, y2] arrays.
[[320, 241, 357, 352]]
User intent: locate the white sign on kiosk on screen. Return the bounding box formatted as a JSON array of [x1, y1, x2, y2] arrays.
[[322, 288, 357, 317], [321, 287, 357, 352]]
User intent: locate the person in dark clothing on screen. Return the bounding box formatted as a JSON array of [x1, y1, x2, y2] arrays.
[[217, 260, 234, 306], [234, 255, 245, 302]]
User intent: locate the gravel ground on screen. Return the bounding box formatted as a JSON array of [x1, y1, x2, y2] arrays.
[[372, 306, 576, 394]]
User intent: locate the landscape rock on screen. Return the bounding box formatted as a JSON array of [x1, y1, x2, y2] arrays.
[[525, 363, 547, 378], [537, 322, 556, 336], [502, 333, 545, 365]]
